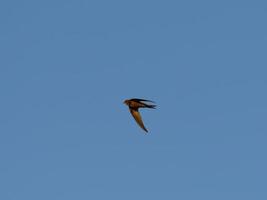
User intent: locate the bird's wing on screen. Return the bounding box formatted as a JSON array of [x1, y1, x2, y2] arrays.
[[131, 98, 155, 103], [129, 108, 148, 133]]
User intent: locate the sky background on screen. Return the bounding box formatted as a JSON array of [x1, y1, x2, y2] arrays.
[[0, 0, 267, 199]]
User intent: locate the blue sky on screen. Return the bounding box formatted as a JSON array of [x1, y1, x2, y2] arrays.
[[0, 0, 266, 199]]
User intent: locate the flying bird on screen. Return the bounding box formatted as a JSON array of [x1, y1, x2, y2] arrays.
[[124, 98, 156, 133]]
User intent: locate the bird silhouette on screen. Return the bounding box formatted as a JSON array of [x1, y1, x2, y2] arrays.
[[124, 98, 156, 133]]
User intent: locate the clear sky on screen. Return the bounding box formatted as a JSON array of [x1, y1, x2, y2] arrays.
[[1, 0, 266, 199]]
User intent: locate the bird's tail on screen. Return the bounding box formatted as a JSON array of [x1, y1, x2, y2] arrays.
[[146, 104, 156, 109]]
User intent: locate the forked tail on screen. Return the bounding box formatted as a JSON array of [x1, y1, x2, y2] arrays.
[[146, 104, 156, 109]]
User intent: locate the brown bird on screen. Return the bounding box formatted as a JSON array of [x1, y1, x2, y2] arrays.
[[124, 98, 156, 133]]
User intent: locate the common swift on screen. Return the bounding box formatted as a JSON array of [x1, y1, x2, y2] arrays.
[[124, 98, 156, 133]]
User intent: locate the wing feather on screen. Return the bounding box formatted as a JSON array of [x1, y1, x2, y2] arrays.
[[129, 108, 148, 133]]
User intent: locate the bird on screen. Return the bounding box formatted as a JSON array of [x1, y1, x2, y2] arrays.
[[124, 98, 156, 133]]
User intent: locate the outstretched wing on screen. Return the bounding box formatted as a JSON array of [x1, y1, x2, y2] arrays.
[[129, 108, 148, 133]]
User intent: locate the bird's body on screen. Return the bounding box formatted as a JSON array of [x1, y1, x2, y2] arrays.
[[124, 98, 156, 133]]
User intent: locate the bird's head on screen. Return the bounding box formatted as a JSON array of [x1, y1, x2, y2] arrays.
[[124, 99, 130, 106]]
